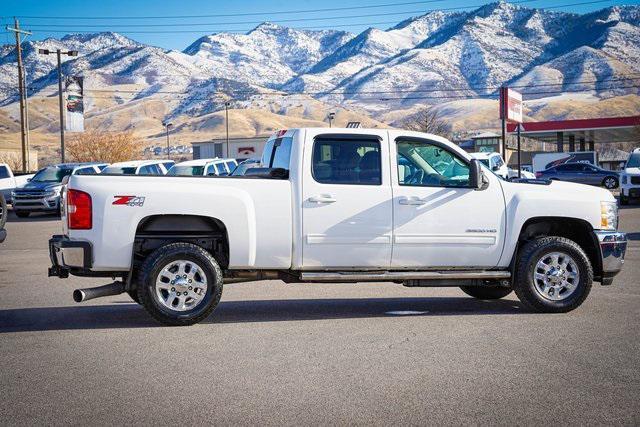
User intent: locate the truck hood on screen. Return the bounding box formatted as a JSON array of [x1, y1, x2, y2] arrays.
[[15, 181, 63, 192], [506, 179, 615, 203], [624, 167, 640, 175]]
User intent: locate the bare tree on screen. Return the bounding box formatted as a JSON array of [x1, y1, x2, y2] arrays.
[[67, 131, 140, 163], [403, 106, 452, 139], [0, 151, 25, 171]]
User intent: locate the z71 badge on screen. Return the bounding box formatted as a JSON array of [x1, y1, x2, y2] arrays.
[[112, 195, 145, 207]]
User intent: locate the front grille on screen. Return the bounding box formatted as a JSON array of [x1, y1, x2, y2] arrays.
[[14, 191, 46, 199], [630, 176, 640, 185]]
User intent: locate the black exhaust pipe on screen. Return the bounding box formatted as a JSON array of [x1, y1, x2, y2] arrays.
[[73, 281, 125, 303]]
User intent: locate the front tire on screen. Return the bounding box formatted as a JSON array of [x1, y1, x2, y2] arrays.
[[514, 236, 592, 313], [460, 284, 512, 299], [602, 176, 618, 189], [138, 242, 223, 326], [0, 194, 7, 229]]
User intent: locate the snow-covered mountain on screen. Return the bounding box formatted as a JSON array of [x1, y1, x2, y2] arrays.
[[0, 2, 638, 122], [183, 23, 354, 88]]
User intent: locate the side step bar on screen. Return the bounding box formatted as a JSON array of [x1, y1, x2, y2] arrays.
[[300, 270, 510, 282]]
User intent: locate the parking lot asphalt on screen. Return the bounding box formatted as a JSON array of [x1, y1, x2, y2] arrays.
[[0, 206, 639, 425]]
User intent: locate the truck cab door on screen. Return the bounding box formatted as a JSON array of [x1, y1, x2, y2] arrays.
[[390, 135, 506, 268], [301, 131, 393, 268]]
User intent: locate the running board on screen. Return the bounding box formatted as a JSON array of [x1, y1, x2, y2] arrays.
[[299, 270, 510, 282]]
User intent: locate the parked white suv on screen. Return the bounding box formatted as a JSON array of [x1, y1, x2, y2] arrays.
[[470, 152, 535, 180], [49, 128, 626, 325], [620, 148, 640, 205], [101, 160, 175, 175], [167, 158, 238, 177]]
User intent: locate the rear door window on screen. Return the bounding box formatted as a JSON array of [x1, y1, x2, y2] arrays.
[[312, 138, 381, 185]]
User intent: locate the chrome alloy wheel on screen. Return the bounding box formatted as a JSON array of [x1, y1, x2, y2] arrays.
[[155, 259, 208, 312], [604, 177, 617, 189], [533, 251, 580, 301]]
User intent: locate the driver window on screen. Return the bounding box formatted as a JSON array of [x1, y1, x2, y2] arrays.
[[397, 140, 470, 187]]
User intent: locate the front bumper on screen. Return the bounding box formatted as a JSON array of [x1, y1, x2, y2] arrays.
[[48, 235, 92, 278], [594, 231, 627, 285], [12, 193, 60, 212]]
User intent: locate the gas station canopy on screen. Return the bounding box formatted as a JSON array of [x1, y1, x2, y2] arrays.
[[506, 116, 640, 147]]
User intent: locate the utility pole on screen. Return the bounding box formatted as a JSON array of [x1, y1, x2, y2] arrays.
[[6, 19, 32, 172], [224, 102, 230, 158], [38, 48, 78, 163], [162, 122, 173, 160], [328, 112, 335, 128]]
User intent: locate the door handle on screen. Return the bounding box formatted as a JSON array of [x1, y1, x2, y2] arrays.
[[309, 194, 337, 203], [399, 196, 425, 205]]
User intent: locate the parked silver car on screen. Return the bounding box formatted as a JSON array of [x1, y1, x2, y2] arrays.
[[535, 162, 619, 189]]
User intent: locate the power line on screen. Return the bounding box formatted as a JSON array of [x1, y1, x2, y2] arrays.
[[26, 84, 640, 102], [13, 0, 509, 20], [24, 75, 640, 97], [18, 0, 616, 34]]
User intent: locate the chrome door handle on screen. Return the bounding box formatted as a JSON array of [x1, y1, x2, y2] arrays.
[[399, 196, 425, 205], [309, 194, 337, 203]]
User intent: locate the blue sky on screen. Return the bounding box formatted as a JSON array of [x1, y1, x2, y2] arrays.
[[2, 0, 635, 50]]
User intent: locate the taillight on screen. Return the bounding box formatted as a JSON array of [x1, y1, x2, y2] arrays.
[[67, 189, 92, 230], [535, 172, 542, 178]]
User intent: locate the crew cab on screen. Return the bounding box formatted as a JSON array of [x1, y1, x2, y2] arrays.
[[12, 162, 107, 217], [49, 128, 627, 326]]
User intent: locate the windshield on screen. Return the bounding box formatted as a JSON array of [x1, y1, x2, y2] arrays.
[[32, 166, 74, 183], [627, 153, 640, 168], [167, 165, 205, 176], [102, 166, 138, 175]]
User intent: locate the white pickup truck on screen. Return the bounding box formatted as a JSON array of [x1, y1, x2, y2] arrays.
[[48, 128, 627, 326], [0, 163, 33, 204]]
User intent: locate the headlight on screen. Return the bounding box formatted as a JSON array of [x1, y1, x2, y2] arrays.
[[600, 201, 618, 230], [621, 175, 628, 185]]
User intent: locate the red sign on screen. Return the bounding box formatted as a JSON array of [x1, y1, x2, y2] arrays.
[[499, 87, 523, 123]]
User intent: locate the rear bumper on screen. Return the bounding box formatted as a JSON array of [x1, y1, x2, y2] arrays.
[[48, 235, 92, 278], [594, 231, 627, 285]]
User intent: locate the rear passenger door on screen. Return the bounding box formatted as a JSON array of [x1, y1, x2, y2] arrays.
[[301, 132, 392, 268]]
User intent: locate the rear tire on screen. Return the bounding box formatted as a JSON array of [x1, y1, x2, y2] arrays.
[[619, 193, 629, 205], [138, 242, 223, 326], [15, 211, 29, 218], [514, 236, 592, 313], [460, 285, 512, 300]]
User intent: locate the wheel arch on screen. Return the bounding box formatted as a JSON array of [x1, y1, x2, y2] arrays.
[[134, 214, 230, 269], [510, 216, 602, 281]]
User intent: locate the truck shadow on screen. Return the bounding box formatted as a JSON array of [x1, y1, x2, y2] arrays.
[[0, 297, 528, 333]]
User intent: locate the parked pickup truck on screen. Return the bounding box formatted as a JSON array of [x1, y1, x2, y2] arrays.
[[48, 128, 628, 326], [0, 163, 33, 204]]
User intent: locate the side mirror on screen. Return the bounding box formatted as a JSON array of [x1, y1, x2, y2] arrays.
[[469, 159, 486, 190], [27, 178, 31, 182], [492, 165, 500, 171]]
